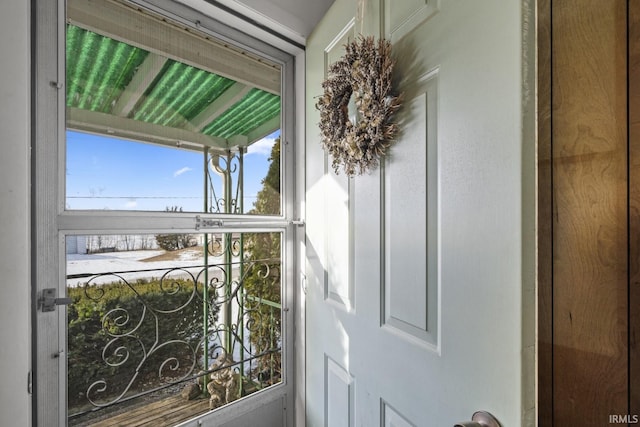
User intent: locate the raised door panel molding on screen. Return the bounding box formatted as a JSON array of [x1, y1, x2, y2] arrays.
[[324, 18, 355, 73], [325, 356, 355, 427], [323, 19, 356, 311], [381, 400, 415, 427], [382, 68, 439, 350], [384, 0, 439, 43]]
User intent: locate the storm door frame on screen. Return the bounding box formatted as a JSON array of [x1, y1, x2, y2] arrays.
[[32, 0, 300, 425]]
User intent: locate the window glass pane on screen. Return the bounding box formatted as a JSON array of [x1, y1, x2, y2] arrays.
[[66, 131, 205, 211], [66, 232, 282, 426], [65, 21, 282, 214]]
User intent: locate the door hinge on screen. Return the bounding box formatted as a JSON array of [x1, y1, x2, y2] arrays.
[[27, 371, 32, 395], [39, 288, 72, 312]]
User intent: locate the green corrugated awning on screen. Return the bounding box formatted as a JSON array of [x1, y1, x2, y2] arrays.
[[65, 24, 281, 150], [203, 89, 280, 139], [130, 61, 236, 128]]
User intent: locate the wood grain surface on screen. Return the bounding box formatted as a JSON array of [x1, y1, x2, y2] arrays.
[[86, 395, 210, 427], [551, 0, 628, 425], [537, 0, 553, 424], [629, 0, 640, 415]]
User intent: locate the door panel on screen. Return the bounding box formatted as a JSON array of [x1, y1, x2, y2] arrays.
[[383, 70, 438, 349], [321, 19, 355, 311], [385, 1, 438, 43], [306, 1, 533, 425]]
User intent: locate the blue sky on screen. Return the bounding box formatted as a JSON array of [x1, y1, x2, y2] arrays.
[[66, 130, 279, 212]]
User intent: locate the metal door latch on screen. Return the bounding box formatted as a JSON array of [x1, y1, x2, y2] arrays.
[[195, 215, 223, 230], [39, 288, 72, 312]]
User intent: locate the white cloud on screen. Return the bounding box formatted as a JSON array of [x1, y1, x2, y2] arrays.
[[173, 166, 193, 177], [246, 137, 277, 156], [125, 200, 137, 208]]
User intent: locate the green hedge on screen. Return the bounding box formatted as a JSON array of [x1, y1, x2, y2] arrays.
[[67, 278, 218, 411]]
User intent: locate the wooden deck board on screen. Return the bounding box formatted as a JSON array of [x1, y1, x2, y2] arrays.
[[88, 395, 211, 427]]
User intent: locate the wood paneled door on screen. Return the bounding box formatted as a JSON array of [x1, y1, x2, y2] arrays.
[[539, 0, 640, 425]]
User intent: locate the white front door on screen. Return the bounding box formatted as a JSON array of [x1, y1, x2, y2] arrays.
[[305, 1, 535, 426]]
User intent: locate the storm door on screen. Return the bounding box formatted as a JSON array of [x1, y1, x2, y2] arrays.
[[33, 1, 297, 426]]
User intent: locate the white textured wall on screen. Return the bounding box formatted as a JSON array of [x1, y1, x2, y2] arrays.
[[0, 0, 32, 425]]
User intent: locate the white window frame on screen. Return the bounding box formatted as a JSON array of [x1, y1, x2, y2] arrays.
[[32, 1, 302, 425]]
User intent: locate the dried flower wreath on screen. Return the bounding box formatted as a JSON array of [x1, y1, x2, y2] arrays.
[[316, 36, 402, 176]]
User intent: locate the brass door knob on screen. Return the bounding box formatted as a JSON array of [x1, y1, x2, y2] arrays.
[[454, 411, 501, 427]]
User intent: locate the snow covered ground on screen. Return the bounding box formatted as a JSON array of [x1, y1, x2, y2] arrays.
[[65, 248, 228, 287]]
